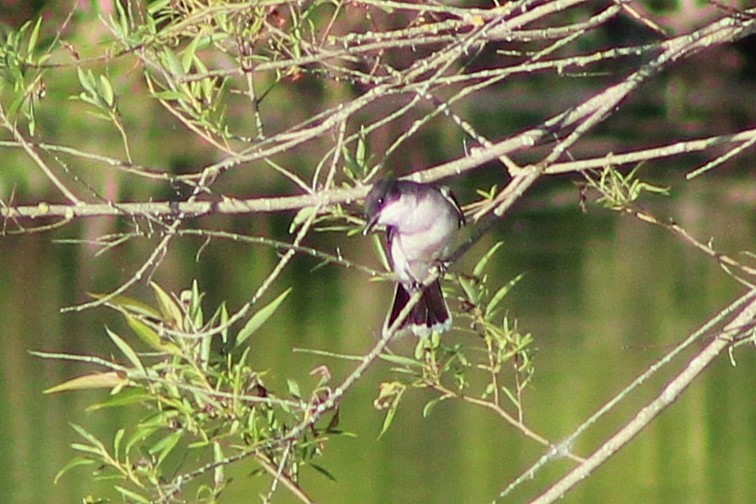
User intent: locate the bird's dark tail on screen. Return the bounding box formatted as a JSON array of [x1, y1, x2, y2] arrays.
[[385, 280, 451, 337]]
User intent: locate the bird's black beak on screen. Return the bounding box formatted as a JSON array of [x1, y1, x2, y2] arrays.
[[363, 214, 379, 235]]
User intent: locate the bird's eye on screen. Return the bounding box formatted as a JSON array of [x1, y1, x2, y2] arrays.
[[377, 197, 384, 206]]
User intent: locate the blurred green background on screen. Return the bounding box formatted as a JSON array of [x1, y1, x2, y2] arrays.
[[0, 1, 754, 503], [1, 176, 753, 503]]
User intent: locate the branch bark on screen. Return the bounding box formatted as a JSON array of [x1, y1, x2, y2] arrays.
[[528, 288, 756, 504]]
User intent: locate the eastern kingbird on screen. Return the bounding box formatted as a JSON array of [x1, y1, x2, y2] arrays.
[[364, 179, 464, 337]]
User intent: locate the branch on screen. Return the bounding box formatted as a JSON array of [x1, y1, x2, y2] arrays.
[[529, 288, 756, 504]]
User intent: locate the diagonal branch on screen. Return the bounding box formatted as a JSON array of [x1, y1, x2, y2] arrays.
[[528, 288, 756, 504]]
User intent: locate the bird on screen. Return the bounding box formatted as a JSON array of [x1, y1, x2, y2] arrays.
[[364, 178, 464, 337]]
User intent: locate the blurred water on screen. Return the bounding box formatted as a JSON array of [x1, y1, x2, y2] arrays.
[[0, 176, 752, 503]]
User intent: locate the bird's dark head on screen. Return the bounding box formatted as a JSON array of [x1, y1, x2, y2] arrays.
[[363, 178, 402, 234]]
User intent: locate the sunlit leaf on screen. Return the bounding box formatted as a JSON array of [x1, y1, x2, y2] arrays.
[[457, 276, 478, 305], [125, 313, 180, 354], [71, 423, 105, 448], [151, 281, 183, 328], [369, 234, 390, 271], [107, 327, 144, 370], [373, 381, 406, 439], [152, 90, 191, 101], [422, 397, 444, 418], [87, 293, 161, 319], [27, 18, 42, 56], [115, 485, 151, 503], [44, 372, 125, 394], [77, 67, 97, 96], [113, 428, 125, 458], [287, 378, 301, 399], [70, 443, 102, 456], [289, 206, 316, 233], [212, 441, 225, 487]]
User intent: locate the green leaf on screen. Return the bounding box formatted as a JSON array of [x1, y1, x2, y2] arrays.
[[107, 327, 143, 370], [378, 353, 422, 369], [88, 292, 161, 319], [473, 241, 504, 278], [70, 443, 102, 456], [218, 302, 230, 349], [44, 372, 125, 394], [457, 276, 478, 305], [27, 18, 42, 57], [71, 423, 105, 449], [287, 378, 301, 399], [151, 281, 183, 328], [310, 463, 338, 482], [181, 34, 201, 73], [160, 47, 184, 77], [189, 279, 204, 327], [373, 381, 405, 439], [236, 288, 291, 347], [152, 90, 191, 101], [54, 457, 95, 484], [77, 67, 96, 96], [113, 428, 125, 458], [355, 132, 366, 167], [87, 388, 149, 412], [289, 206, 316, 233], [115, 485, 151, 503], [370, 234, 390, 271], [98, 74, 115, 108], [149, 430, 183, 467], [485, 273, 524, 319], [212, 441, 225, 487], [422, 397, 443, 418], [125, 313, 180, 354]]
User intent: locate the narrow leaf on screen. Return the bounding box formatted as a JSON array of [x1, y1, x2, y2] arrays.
[[485, 273, 524, 319], [115, 485, 151, 503], [151, 282, 183, 328], [54, 457, 95, 484], [289, 206, 316, 233], [70, 423, 105, 448], [125, 314, 180, 354], [473, 241, 504, 278], [310, 463, 338, 482], [27, 18, 42, 56], [378, 353, 422, 368], [87, 292, 161, 319], [236, 288, 291, 346], [87, 388, 149, 412], [149, 430, 183, 467], [98, 74, 115, 108], [44, 372, 125, 394], [107, 327, 143, 370], [113, 428, 125, 458]]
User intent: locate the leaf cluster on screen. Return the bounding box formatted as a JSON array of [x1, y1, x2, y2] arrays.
[[45, 281, 339, 503], [374, 242, 536, 437], [0, 18, 49, 134]]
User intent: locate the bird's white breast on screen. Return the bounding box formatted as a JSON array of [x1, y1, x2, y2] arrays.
[[382, 191, 459, 284]]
